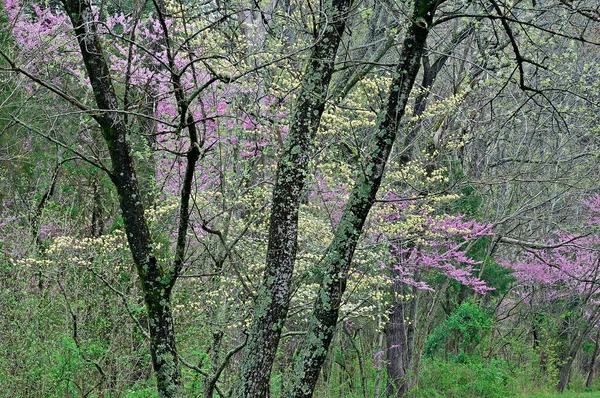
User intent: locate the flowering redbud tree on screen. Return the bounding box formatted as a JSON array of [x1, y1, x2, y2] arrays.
[[501, 195, 600, 392], [1, 0, 283, 395], [366, 192, 494, 395]]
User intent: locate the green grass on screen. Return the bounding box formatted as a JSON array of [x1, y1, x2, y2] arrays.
[[515, 393, 600, 398]]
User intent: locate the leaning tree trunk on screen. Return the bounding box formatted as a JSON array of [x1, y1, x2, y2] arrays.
[[556, 325, 591, 392], [237, 1, 353, 396], [586, 331, 600, 388], [557, 354, 576, 393], [556, 307, 600, 392], [290, 2, 438, 397], [61, 0, 184, 395]]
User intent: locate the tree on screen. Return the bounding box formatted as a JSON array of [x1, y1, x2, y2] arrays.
[[237, 1, 353, 395], [2, 0, 600, 396], [1, 0, 235, 394], [502, 196, 600, 392], [287, 2, 441, 396]]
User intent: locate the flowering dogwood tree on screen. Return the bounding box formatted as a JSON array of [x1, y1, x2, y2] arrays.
[[2, 0, 600, 396], [1, 0, 275, 395]]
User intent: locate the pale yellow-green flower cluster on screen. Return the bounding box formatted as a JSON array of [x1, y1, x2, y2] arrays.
[[145, 199, 179, 224], [320, 75, 388, 139], [15, 228, 130, 274], [47, 231, 127, 255]]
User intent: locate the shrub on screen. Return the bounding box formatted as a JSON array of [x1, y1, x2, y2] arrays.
[[414, 357, 511, 398]]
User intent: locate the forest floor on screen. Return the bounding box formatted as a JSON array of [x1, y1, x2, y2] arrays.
[[517, 393, 600, 397]]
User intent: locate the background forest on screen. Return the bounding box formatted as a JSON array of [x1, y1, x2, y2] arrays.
[[1, 0, 600, 397]]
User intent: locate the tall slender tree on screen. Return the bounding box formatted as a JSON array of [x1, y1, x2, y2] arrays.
[[290, 1, 439, 396], [238, 1, 354, 396]]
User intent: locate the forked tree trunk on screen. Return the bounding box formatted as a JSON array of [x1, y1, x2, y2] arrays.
[[61, 0, 183, 395], [290, 2, 438, 396]]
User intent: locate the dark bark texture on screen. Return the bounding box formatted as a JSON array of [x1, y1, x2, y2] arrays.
[[237, 1, 353, 396], [290, 2, 438, 396], [61, 0, 182, 395], [385, 274, 410, 398]]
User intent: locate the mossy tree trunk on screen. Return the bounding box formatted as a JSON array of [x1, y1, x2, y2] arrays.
[[385, 23, 477, 397], [290, 2, 438, 396], [237, 1, 353, 396], [60, 0, 202, 395]]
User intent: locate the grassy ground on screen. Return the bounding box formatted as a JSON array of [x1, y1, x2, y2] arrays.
[[516, 392, 600, 397]]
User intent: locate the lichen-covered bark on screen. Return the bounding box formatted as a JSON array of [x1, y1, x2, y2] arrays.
[[61, 1, 182, 396], [237, 1, 353, 396], [290, 2, 438, 396]]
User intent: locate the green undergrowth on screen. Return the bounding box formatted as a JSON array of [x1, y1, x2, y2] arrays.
[[516, 393, 600, 398], [412, 358, 511, 398]]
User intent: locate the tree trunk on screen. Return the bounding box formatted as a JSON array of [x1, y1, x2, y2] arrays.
[[586, 331, 600, 388], [61, 1, 182, 395], [555, 307, 598, 393], [385, 278, 408, 397], [144, 280, 181, 397], [385, 279, 420, 398], [383, 22, 477, 397], [557, 355, 575, 393], [237, 1, 352, 396], [290, 2, 437, 396], [555, 324, 586, 393]]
